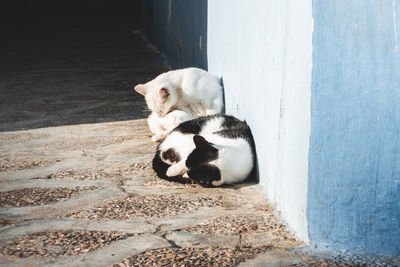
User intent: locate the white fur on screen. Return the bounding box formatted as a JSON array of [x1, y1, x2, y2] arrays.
[[135, 68, 223, 141], [203, 134, 253, 186], [148, 110, 194, 142]]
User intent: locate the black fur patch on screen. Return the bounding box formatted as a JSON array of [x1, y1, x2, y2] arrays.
[[221, 114, 243, 130], [186, 135, 218, 168], [161, 148, 181, 163], [187, 164, 221, 188], [152, 150, 171, 179], [185, 135, 220, 187], [219, 115, 254, 144]]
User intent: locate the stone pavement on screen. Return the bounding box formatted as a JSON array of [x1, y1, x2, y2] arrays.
[[1, 17, 399, 267]]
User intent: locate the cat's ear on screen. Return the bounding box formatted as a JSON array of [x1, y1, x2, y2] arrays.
[[159, 87, 169, 101], [134, 84, 147, 95], [193, 135, 212, 149]]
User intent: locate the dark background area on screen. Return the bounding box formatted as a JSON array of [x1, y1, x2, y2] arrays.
[[0, 0, 142, 27], [0, 1, 172, 131], [0, 0, 144, 65], [142, 0, 208, 70]]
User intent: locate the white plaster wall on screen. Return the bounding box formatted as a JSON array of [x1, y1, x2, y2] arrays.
[[207, 0, 312, 241]]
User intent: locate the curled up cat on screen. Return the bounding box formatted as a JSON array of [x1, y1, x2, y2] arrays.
[[134, 67, 224, 142], [152, 114, 256, 187]]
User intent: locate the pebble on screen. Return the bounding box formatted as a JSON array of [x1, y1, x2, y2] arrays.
[[0, 157, 61, 172], [114, 246, 274, 267], [0, 230, 134, 258], [43, 136, 134, 151], [0, 133, 50, 146], [183, 214, 297, 245], [44, 162, 152, 181], [292, 250, 400, 267], [0, 186, 100, 207], [65, 195, 223, 220]]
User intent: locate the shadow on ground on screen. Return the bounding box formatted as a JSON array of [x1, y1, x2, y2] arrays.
[[0, 1, 167, 132]]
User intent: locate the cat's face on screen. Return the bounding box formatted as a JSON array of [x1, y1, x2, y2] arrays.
[[186, 135, 221, 187], [134, 79, 178, 117]]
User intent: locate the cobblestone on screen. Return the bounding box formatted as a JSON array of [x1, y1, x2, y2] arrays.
[[114, 245, 275, 267], [65, 195, 223, 220], [0, 157, 62, 172], [0, 187, 100, 207], [0, 230, 134, 258]]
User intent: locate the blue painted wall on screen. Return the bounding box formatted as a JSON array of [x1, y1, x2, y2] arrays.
[[143, 0, 207, 69], [308, 0, 400, 257]]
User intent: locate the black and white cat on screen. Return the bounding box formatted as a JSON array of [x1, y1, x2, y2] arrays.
[[152, 114, 256, 187]]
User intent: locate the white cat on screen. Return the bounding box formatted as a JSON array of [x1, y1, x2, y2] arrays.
[[134, 67, 223, 141], [147, 110, 194, 142]]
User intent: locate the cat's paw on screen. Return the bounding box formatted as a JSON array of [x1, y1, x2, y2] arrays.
[[166, 165, 187, 177], [212, 180, 224, 187], [166, 167, 176, 177], [151, 133, 166, 142]]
